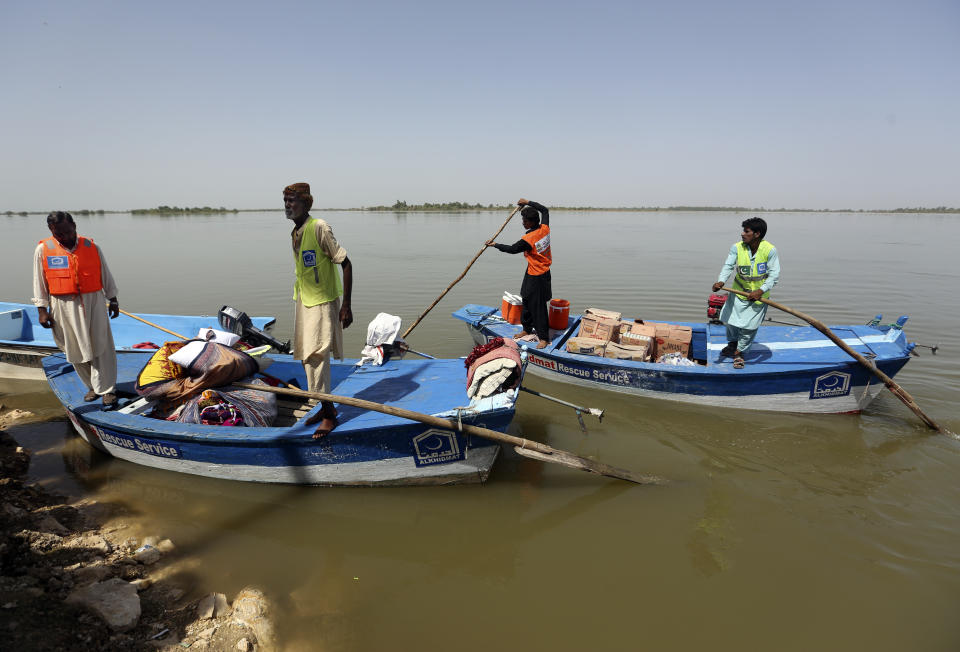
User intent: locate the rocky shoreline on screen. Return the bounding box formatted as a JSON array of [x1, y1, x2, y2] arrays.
[[0, 407, 276, 650]]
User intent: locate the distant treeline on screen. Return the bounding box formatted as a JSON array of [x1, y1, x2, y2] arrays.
[[353, 202, 960, 213], [4, 205, 959, 216], [889, 206, 958, 213], [3, 209, 110, 216], [130, 206, 239, 215], [538, 206, 960, 213], [360, 201, 512, 211]]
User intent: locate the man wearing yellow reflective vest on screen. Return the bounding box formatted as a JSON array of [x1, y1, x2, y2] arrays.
[[284, 182, 353, 438], [711, 217, 780, 369]]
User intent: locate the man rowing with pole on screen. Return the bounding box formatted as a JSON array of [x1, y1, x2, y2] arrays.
[[711, 216, 780, 369], [485, 198, 552, 349]]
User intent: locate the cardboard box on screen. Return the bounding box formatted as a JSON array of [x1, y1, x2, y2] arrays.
[[619, 329, 654, 350], [641, 321, 692, 358], [578, 313, 620, 342], [583, 308, 622, 321], [565, 337, 607, 356], [604, 341, 650, 361], [627, 321, 657, 339]]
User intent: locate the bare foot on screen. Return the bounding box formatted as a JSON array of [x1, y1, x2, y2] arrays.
[[312, 417, 338, 439], [513, 331, 530, 340], [536, 339, 549, 349]]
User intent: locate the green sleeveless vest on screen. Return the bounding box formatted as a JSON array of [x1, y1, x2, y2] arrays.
[[293, 218, 342, 307], [732, 240, 774, 301]]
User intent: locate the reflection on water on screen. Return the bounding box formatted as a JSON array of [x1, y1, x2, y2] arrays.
[[687, 475, 733, 576], [2, 211, 960, 650]]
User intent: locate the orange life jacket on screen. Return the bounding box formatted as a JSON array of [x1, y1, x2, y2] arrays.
[[39, 236, 103, 296], [521, 224, 552, 276]]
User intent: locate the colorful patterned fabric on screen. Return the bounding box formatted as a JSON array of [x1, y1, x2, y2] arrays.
[[135, 340, 189, 390], [198, 402, 245, 426], [137, 341, 258, 406], [174, 378, 277, 427]]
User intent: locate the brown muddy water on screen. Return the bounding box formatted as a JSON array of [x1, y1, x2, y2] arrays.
[[2, 210, 959, 651]]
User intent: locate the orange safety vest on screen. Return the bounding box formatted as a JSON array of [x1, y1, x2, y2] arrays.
[[521, 224, 551, 276], [39, 236, 103, 296]]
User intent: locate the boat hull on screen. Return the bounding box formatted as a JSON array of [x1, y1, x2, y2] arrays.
[[454, 304, 913, 415], [63, 412, 501, 486], [0, 344, 47, 380], [45, 352, 515, 486]]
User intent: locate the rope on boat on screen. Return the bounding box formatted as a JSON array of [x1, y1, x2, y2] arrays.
[[463, 307, 506, 326]]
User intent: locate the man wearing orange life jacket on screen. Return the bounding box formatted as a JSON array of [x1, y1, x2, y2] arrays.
[[486, 198, 552, 349], [32, 211, 120, 406]]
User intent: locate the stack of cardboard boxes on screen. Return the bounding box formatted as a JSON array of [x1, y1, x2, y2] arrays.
[[565, 308, 692, 362]]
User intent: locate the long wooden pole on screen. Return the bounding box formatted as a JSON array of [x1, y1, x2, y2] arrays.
[[402, 206, 521, 339], [721, 287, 952, 435], [116, 307, 188, 341], [233, 381, 666, 485]]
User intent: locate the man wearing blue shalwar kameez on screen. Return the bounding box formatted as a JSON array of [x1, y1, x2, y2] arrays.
[[711, 217, 780, 368]]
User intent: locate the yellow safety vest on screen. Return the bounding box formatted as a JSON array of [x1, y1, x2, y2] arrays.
[[732, 240, 774, 302], [293, 218, 342, 307]]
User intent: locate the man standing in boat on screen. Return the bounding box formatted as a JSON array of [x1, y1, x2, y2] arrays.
[[32, 211, 120, 406], [711, 217, 780, 369], [284, 182, 353, 438], [486, 198, 552, 349]]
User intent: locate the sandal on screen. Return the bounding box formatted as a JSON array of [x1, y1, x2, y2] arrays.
[[305, 402, 338, 438], [732, 355, 745, 369], [720, 342, 737, 357]]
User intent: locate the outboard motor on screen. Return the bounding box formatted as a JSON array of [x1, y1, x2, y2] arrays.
[[218, 305, 291, 354], [707, 293, 727, 324]]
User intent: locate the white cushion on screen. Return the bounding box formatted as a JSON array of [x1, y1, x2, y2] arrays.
[[168, 340, 207, 367], [197, 328, 240, 346]]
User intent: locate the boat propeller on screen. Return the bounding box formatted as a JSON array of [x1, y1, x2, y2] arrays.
[[218, 305, 291, 354]]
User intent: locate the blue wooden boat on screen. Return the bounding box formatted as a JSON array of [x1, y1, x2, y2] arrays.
[[453, 304, 915, 414], [0, 301, 276, 380], [42, 351, 517, 486]]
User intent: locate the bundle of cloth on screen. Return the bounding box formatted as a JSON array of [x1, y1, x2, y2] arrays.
[[358, 312, 408, 366], [175, 383, 276, 426], [134, 340, 276, 426], [464, 337, 523, 400]]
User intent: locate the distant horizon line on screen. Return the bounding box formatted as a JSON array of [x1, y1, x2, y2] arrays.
[[4, 205, 959, 215]]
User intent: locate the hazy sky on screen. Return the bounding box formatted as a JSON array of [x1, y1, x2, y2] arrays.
[[2, 0, 958, 211]]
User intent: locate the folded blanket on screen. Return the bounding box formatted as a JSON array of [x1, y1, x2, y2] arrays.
[[465, 338, 522, 399]]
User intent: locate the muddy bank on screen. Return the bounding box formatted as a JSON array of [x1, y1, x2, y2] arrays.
[[0, 408, 276, 650]]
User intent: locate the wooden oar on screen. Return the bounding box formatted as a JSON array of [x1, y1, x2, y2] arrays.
[[233, 381, 666, 485], [115, 307, 188, 341], [721, 287, 952, 436], [402, 206, 521, 339]]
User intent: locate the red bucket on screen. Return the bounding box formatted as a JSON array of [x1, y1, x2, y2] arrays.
[[548, 299, 570, 330]]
